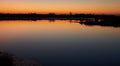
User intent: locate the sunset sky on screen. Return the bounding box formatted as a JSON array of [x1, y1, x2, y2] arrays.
[[0, 0, 120, 15]]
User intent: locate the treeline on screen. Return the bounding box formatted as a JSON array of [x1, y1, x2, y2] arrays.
[[0, 13, 120, 21]]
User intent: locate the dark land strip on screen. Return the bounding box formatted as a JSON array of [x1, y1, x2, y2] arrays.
[[0, 13, 120, 27], [0, 51, 41, 66]]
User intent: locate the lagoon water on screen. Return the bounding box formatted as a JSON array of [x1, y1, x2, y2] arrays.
[[0, 20, 120, 66]]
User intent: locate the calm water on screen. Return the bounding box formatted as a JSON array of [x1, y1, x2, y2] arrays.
[[0, 20, 120, 66]]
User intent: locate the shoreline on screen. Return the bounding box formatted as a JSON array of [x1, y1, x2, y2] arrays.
[[0, 14, 120, 22], [0, 51, 41, 66]]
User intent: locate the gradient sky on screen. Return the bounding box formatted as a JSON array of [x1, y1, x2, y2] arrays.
[[0, 0, 120, 14]]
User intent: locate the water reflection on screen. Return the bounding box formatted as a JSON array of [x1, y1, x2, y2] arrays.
[[79, 21, 120, 28], [0, 20, 120, 66]]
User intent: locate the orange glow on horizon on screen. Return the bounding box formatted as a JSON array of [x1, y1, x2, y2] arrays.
[[0, 0, 120, 15], [0, 7, 120, 15]]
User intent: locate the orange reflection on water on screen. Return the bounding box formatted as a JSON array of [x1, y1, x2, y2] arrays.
[[0, 20, 120, 44], [0, 20, 81, 43]]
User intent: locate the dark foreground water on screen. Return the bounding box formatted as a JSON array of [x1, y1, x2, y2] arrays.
[[0, 20, 120, 66]]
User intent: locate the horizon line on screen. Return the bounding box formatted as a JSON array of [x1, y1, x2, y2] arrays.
[[0, 12, 120, 16]]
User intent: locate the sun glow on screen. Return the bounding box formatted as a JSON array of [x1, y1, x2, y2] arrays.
[[0, 0, 120, 15]]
